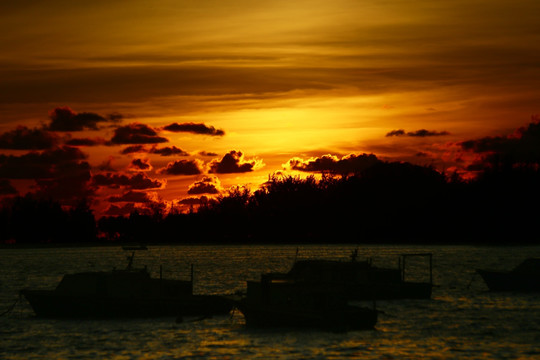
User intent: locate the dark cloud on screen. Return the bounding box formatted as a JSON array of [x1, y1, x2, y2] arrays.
[[386, 129, 406, 137], [107, 190, 153, 203], [408, 129, 450, 137], [460, 137, 508, 153], [208, 150, 263, 174], [129, 158, 152, 171], [91, 172, 164, 189], [199, 151, 218, 157], [386, 129, 450, 137], [0, 146, 87, 179], [163, 122, 225, 136], [187, 176, 222, 195], [32, 162, 94, 202], [108, 112, 125, 122], [109, 123, 168, 145], [285, 153, 380, 175], [158, 159, 203, 175], [460, 116, 540, 167], [150, 146, 189, 156], [0, 126, 59, 149], [47, 106, 120, 132], [0, 179, 18, 195], [119, 145, 189, 156], [120, 145, 147, 154], [0, 145, 93, 203]]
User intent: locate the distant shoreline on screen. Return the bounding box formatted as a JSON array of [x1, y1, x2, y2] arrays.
[[1, 239, 538, 249]]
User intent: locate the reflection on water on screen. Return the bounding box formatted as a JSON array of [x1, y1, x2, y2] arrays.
[[1, 244, 539, 359]]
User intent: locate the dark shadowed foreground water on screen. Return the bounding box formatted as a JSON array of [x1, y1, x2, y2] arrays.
[[1, 244, 539, 359]]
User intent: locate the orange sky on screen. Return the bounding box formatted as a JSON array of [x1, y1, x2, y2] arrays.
[[1, 0, 539, 216]]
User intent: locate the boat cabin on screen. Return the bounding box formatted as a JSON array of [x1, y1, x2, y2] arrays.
[[55, 270, 192, 299]]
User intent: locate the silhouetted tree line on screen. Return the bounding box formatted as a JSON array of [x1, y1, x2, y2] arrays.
[[1, 161, 539, 245], [0, 195, 96, 244]]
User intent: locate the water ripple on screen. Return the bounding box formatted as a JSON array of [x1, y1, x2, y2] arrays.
[[1, 244, 539, 359]]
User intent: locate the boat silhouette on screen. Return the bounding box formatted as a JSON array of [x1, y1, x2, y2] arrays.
[[257, 250, 433, 301], [20, 247, 233, 318], [236, 273, 378, 331], [476, 258, 540, 292]]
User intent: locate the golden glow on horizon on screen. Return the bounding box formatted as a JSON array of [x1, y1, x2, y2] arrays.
[[1, 0, 540, 215]]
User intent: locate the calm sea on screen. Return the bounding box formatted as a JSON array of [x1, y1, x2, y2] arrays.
[[1, 244, 539, 359]]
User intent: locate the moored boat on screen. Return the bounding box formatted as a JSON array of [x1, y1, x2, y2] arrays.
[[476, 258, 540, 292], [20, 248, 233, 318], [236, 276, 378, 331], [261, 251, 433, 300]]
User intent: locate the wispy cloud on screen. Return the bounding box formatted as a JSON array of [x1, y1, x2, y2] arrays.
[[163, 122, 225, 136], [386, 129, 450, 137]]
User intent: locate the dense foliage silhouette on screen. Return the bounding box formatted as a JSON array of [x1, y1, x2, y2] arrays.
[[1, 160, 539, 245]]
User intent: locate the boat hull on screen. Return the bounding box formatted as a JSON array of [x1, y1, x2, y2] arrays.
[[347, 281, 432, 300], [21, 289, 233, 318], [238, 301, 377, 331], [476, 270, 540, 292]]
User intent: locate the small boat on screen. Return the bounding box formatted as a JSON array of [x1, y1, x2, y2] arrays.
[[236, 275, 377, 331], [20, 248, 233, 318], [260, 251, 433, 301], [476, 258, 540, 292]]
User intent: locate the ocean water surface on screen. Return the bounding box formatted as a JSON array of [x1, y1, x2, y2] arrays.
[[1, 244, 539, 359]]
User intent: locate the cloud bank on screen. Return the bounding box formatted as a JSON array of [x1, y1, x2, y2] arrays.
[[0, 126, 59, 150], [285, 153, 380, 175]]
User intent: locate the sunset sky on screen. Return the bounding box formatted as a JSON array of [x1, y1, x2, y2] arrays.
[[1, 0, 539, 216]]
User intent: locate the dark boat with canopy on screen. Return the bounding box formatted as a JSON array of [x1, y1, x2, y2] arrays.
[[20, 247, 233, 318], [258, 250, 433, 301]]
